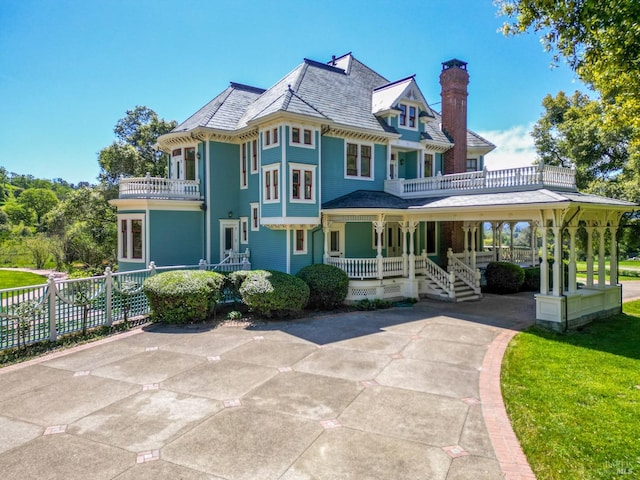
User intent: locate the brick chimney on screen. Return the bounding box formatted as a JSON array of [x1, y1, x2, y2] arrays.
[[440, 59, 469, 174]]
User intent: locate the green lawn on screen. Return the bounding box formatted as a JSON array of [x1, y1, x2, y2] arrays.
[[0, 270, 47, 289], [502, 302, 640, 479]]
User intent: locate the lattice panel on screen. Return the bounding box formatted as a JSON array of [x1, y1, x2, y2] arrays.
[[349, 287, 378, 298]]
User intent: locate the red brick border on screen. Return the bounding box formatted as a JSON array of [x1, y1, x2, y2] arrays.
[[480, 330, 537, 479]]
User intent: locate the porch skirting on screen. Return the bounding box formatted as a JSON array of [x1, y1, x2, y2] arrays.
[[344, 277, 454, 303], [535, 285, 622, 331]]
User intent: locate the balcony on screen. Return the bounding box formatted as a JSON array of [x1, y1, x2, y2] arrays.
[[118, 175, 203, 200], [384, 164, 577, 198]]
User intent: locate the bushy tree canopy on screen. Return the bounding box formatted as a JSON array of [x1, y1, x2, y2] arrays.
[[98, 106, 177, 190], [497, 0, 640, 160]]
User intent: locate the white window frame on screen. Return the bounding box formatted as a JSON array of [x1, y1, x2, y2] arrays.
[[289, 163, 316, 203], [422, 152, 435, 178], [240, 142, 249, 189], [263, 164, 280, 204], [344, 141, 374, 181], [240, 217, 249, 244], [250, 139, 258, 174], [294, 228, 307, 255], [118, 215, 145, 263], [398, 102, 419, 131], [171, 145, 199, 181], [262, 126, 280, 150], [466, 158, 478, 172], [289, 124, 316, 149], [250, 203, 260, 231]]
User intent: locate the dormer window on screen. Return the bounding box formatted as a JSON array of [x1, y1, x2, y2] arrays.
[[398, 103, 418, 130]]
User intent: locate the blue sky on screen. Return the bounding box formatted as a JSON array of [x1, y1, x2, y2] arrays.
[[0, 0, 586, 185]]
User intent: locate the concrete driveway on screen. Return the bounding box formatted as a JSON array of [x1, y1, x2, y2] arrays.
[[0, 294, 538, 479]]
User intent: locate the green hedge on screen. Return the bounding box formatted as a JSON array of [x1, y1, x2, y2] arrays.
[[521, 267, 541, 292], [485, 262, 525, 294], [296, 264, 349, 310], [239, 270, 309, 318], [143, 270, 225, 324]]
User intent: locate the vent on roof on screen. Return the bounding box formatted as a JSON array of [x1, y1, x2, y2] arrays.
[[304, 58, 346, 74], [229, 82, 267, 94]]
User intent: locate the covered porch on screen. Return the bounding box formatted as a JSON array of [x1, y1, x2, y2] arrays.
[[321, 180, 635, 330]]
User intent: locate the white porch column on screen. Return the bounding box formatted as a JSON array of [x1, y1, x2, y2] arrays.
[[496, 222, 503, 261], [540, 226, 549, 295], [552, 226, 562, 296], [530, 222, 538, 266], [462, 224, 470, 264], [597, 226, 607, 287], [374, 218, 385, 280], [401, 221, 409, 277], [585, 225, 594, 287], [322, 222, 330, 263], [470, 224, 478, 269], [567, 226, 578, 294], [509, 222, 516, 263], [609, 224, 618, 285], [408, 221, 418, 280]]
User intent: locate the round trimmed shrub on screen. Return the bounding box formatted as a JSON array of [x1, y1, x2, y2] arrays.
[[239, 270, 309, 318], [521, 267, 541, 292], [143, 270, 225, 324], [296, 264, 349, 310], [485, 261, 525, 294]]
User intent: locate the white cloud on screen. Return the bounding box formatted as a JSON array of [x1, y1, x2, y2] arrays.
[[477, 124, 538, 171]]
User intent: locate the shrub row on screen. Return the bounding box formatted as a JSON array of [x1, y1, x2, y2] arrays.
[[142, 264, 350, 323], [143, 270, 225, 324], [485, 262, 543, 294]]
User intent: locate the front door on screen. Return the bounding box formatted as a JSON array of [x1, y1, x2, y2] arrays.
[[328, 224, 345, 257], [387, 223, 402, 257], [219, 220, 239, 261]]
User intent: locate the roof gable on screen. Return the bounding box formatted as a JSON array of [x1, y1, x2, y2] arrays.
[[372, 76, 433, 117]]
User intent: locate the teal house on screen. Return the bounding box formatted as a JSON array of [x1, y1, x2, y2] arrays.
[[111, 53, 635, 330]]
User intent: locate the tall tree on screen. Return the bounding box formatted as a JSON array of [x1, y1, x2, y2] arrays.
[[497, 0, 640, 157], [17, 188, 59, 225], [532, 91, 632, 194], [98, 106, 177, 190]]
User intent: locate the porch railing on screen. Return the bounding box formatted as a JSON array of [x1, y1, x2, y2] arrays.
[[0, 257, 249, 352], [384, 163, 576, 198], [447, 249, 481, 294], [500, 247, 537, 266], [325, 257, 378, 279], [419, 255, 455, 298], [119, 174, 202, 200]]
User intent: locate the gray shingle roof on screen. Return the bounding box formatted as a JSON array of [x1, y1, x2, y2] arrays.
[[170, 53, 494, 149], [172, 83, 265, 133], [322, 188, 636, 211]]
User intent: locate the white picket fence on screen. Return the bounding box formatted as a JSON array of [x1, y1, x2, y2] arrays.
[[0, 256, 249, 351]]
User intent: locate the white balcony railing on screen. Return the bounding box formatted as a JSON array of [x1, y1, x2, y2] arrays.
[[119, 174, 202, 200], [384, 164, 576, 198]]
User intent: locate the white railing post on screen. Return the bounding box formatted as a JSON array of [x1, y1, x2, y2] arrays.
[[148, 261, 156, 276], [198, 259, 207, 270], [105, 267, 113, 327], [47, 274, 57, 342]]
